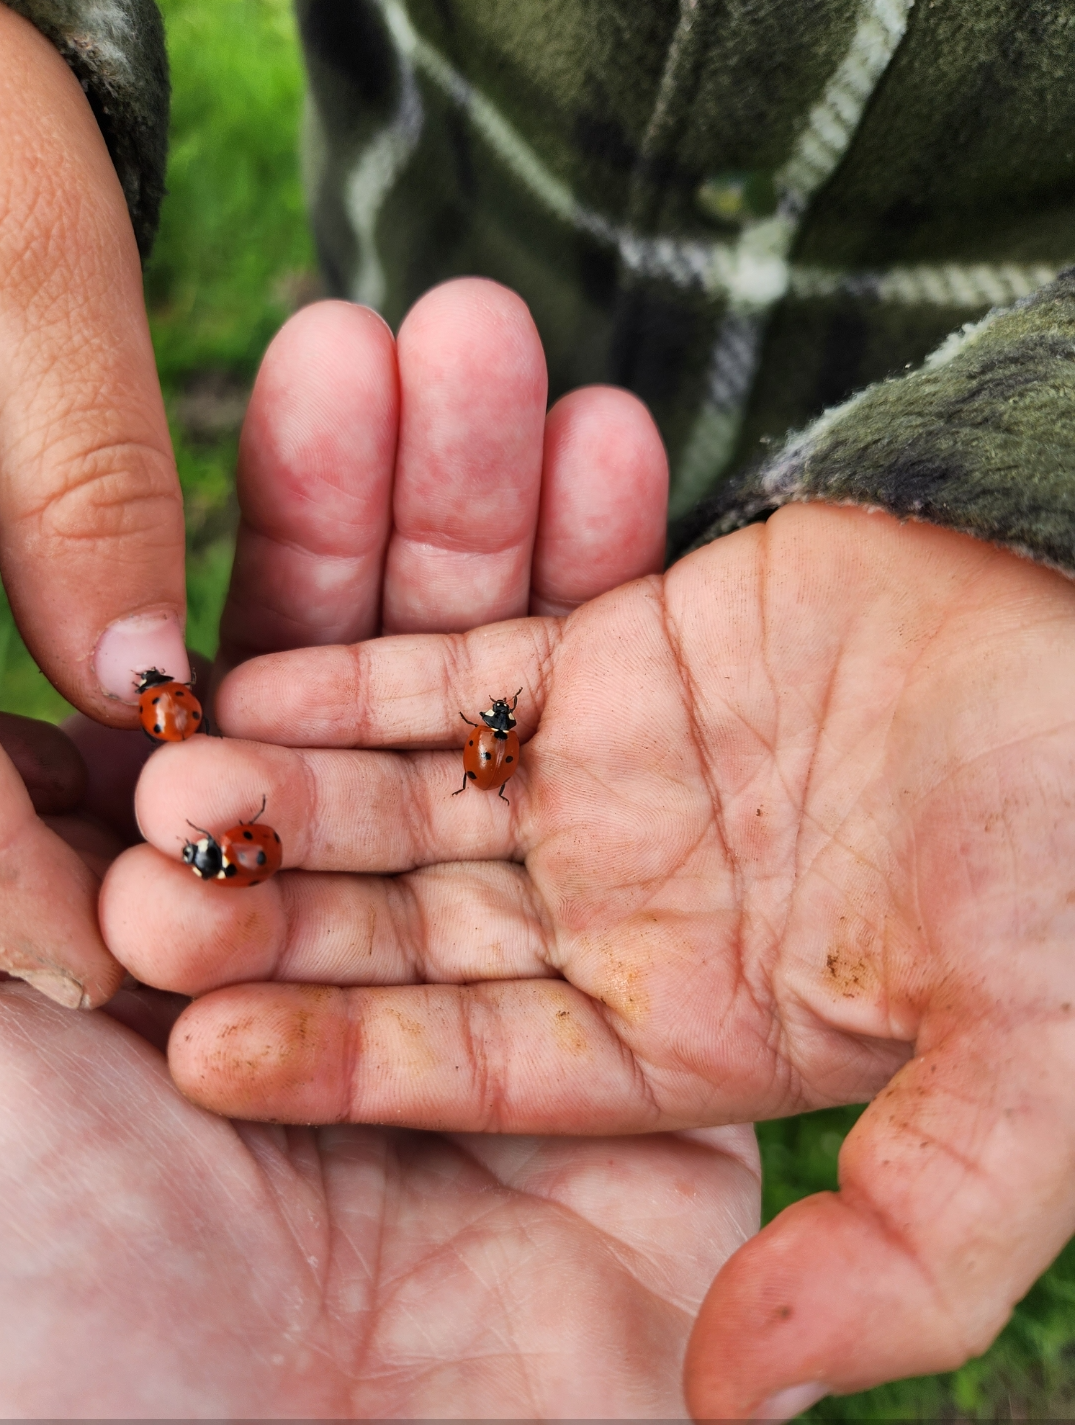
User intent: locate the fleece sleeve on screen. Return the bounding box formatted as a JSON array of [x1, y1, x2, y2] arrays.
[[2, 0, 169, 257], [673, 270, 1075, 579]]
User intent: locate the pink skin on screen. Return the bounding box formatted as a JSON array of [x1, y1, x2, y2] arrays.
[[0, 8, 184, 1010], [1, 273, 768, 1417], [108, 501, 1075, 1417]]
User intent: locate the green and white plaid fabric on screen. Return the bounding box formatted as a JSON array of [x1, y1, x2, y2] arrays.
[[16, 0, 1075, 574], [295, 0, 1075, 565]]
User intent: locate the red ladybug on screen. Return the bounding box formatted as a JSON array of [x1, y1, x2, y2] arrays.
[[453, 690, 522, 802], [183, 798, 282, 888], [136, 668, 204, 744]]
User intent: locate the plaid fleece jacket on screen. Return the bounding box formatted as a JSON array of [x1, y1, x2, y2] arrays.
[[13, 0, 1075, 570]]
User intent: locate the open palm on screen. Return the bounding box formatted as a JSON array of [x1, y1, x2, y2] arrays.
[[109, 499, 1075, 1414], [0, 983, 756, 1414], [2, 279, 770, 1416]]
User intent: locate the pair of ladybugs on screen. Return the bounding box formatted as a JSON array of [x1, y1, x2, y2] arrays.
[[136, 667, 282, 890]]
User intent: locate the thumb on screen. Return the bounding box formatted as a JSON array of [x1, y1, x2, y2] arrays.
[[0, 7, 187, 721], [684, 1029, 1075, 1418]]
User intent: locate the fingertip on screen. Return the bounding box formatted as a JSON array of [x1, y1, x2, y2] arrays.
[[93, 609, 190, 706], [398, 277, 544, 378], [168, 983, 353, 1121], [532, 386, 668, 616], [100, 842, 286, 993]]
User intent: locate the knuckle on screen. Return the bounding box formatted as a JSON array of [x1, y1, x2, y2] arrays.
[[15, 441, 182, 551]]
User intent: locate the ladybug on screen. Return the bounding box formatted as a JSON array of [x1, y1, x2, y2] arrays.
[[453, 690, 522, 802], [136, 668, 204, 744], [183, 797, 283, 888]]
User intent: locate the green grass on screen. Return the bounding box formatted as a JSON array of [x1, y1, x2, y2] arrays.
[[1, 1, 1073, 1415]]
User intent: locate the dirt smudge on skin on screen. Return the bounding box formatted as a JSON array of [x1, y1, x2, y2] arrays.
[[552, 1005, 589, 1056], [824, 918, 880, 999]]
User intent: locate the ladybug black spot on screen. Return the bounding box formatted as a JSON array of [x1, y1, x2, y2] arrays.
[[193, 710, 201, 720], [153, 724, 163, 734], [243, 830, 254, 840], [273, 831, 280, 843], [506, 755, 514, 762], [467, 770, 477, 780], [256, 850, 267, 865], [176, 689, 186, 698], [481, 751, 491, 761], [469, 739, 474, 746], [152, 696, 160, 705]]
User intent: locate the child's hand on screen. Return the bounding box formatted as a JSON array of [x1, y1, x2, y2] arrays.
[[110, 503, 1075, 1415]]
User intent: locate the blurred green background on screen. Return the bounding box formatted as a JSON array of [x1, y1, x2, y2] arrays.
[[2, 0, 1074, 1416]]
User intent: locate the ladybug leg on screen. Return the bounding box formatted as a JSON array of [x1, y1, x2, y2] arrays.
[[459, 712, 479, 727], [452, 772, 469, 796], [498, 783, 510, 803]]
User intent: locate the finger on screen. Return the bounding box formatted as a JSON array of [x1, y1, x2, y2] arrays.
[[214, 610, 560, 747], [381, 278, 547, 633], [168, 979, 663, 1131], [131, 734, 525, 875], [684, 1025, 1075, 1419], [0, 713, 86, 815], [217, 302, 398, 667], [531, 387, 668, 617], [0, 745, 122, 1008], [0, 8, 187, 721], [101, 847, 553, 995]]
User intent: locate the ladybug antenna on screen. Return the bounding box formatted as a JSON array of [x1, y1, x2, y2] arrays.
[[512, 688, 522, 707], [247, 794, 268, 825], [185, 819, 211, 839]]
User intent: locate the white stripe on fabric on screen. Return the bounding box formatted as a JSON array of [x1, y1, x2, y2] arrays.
[[676, 0, 916, 511], [796, 261, 1060, 307], [344, 1, 425, 309], [777, 0, 916, 215]]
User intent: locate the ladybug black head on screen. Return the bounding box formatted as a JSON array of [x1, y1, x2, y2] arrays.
[[183, 833, 223, 880], [480, 689, 522, 738], [136, 667, 176, 694]]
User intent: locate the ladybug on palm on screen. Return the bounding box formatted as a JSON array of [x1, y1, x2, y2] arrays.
[[136, 668, 204, 744], [454, 691, 522, 802], [183, 797, 282, 888]]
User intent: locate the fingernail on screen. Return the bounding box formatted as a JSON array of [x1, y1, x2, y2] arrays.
[[94, 611, 190, 704], [11, 967, 85, 1010], [754, 1383, 830, 1420]]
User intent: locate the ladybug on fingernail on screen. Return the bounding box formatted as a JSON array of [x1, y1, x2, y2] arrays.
[[454, 690, 522, 803], [136, 668, 205, 744], [183, 797, 282, 888]]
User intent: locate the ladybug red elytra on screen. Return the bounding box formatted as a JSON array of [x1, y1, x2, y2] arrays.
[[183, 797, 283, 889], [453, 690, 522, 802], [136, 668, 204, 744]]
